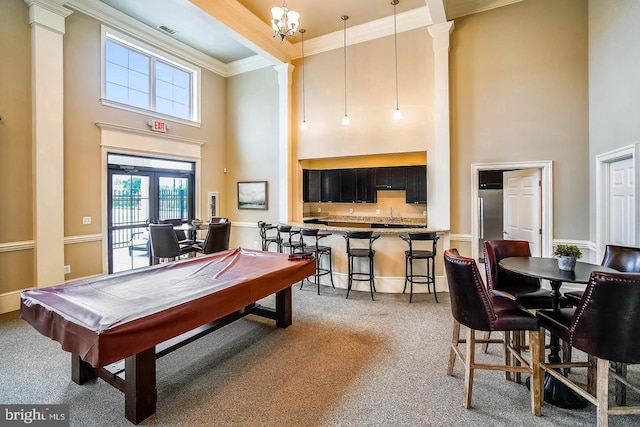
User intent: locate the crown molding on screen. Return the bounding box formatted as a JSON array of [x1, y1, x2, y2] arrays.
[[227, 54, 274, 76], [444, 0, 523, 19], [288, 6, 433, 59], [66, 0, 228, 76]]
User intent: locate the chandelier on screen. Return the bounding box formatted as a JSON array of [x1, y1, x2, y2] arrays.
[[271, 2, 300, 42]]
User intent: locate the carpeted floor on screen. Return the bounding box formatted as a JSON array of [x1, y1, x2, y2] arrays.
[[1, 284, 638, 426]]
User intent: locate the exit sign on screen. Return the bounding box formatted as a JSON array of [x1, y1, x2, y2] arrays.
[[149, 120, 167, 133]]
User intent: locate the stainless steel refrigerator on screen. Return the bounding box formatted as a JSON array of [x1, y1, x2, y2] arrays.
[[478, 170, 504, 263]]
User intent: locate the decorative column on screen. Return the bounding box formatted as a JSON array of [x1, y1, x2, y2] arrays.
[[275, 63, 295, 223], [25, 0, 72, 287], [427, 21, 454, 231]]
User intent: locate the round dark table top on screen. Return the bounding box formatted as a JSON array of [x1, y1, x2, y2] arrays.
[[499, 257, 617, 284]]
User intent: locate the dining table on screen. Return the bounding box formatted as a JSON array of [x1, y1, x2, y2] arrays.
[[498, 256, 617, 409]]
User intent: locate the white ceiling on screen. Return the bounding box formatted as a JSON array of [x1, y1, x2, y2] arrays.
[[97, 0, 522, 64]]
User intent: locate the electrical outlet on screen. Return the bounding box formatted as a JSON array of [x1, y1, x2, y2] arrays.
[[375, 209, 380, 215], [82, 216, 91, 225], [317, 208, 321, 213], [64, 265, 71, 274], [423, 210, 427, 216], [349, 208, 353, 214]]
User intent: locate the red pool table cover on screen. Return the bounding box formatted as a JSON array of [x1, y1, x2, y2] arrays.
[[20, 248, 314, 367]]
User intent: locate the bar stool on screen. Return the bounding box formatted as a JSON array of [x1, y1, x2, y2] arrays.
[[343, 231, 379, 301], [297, 228, 335, 295], [400, 231, 439, 303], [276, 224, 301, 254], [258, 221, 279, 251]]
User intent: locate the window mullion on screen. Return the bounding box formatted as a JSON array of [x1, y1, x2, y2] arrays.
[[149, 56, 156, 112]]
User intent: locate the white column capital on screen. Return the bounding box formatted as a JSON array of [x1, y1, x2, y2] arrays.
[[428, 21, 454, 51], [275, 63, 295, 87], [25, 0, 73, 34]]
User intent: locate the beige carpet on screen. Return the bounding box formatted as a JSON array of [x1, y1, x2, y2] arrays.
[[1, 283, 638, 426]]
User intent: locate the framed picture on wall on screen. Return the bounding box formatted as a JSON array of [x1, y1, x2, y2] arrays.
[[237, 181, 268, 210]]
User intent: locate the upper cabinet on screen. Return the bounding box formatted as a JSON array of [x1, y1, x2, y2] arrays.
[[375, 167, 407, 190], [303, 169, 321, 202], [303, 165, 425, 204], [355, 168, 377, 203], [405, 165, 427, 204]]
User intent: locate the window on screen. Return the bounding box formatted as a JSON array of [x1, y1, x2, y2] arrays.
[[102, 27, 201, 124]]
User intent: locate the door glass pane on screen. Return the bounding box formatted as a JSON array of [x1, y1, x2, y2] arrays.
[[111, 174, 150, 273], [158, 176, 189, 221]]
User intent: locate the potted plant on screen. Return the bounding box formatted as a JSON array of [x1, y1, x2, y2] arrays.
[[553, 244, 582, 271]]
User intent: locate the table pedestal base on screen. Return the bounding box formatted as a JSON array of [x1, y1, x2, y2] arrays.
[[526, 372, 588, 409]]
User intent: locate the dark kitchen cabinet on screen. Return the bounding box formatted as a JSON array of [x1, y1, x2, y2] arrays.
[[320, 169, 341, 202], [375, 166, 407, 190], [355, 168, 376, 203], [303, 169, 321, 202], [340, 169, 356, 202], [405, 165, 427, 204]]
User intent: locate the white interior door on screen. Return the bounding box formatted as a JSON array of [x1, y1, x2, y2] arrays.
[[503, 168, 542, 256], [608, 157, 635, 246]]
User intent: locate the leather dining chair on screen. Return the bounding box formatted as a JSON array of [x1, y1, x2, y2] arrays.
[[443, 249, 542, 415], [535, 270, 640, 426], [483, 239, 564, 381], [564, 244, 640, 305], [149, 223, 196, 264], [193, 221, 231, 254], [160, 218, 196, 245], [562, 244, 640, 405], [484, 240, 556, 309]]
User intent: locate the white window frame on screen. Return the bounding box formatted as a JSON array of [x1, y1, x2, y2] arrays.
[[101, 25, 201, 126]]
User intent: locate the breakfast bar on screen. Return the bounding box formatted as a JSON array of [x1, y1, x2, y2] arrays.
[[285, 217, 447, 295]]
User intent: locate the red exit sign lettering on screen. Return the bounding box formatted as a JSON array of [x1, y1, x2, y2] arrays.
[[150, 120, 167, 133]]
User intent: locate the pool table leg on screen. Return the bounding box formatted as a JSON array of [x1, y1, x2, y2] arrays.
[[125, 347, 157, 424], [71, 354, 96, 384], [275, 286, 292, 328]]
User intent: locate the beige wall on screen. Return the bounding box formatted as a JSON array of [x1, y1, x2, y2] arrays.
[[62, 12, 226, 279], [0, 0, 33, 294], [294, 27, 434, 160], [588, 0, 640, 240], [226, 67, 280, 249], [449, 0, 589, 239]]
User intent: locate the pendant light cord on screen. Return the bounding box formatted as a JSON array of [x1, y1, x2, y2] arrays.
[[300, 29, 306, 122], [342, 16, 348, 117], [393, 1, 399, 110]]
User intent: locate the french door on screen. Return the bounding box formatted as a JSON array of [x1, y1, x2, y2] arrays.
[[107, 154, 195, 273]]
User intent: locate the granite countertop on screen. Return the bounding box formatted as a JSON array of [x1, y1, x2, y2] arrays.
[[289, 221, 446, 235], [302, 215, 427, 226]]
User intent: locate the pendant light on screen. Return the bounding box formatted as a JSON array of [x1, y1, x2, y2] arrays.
[[391, 0, 403, 120], [299, 28, 308, 131], [341, 15, 351, 126]]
